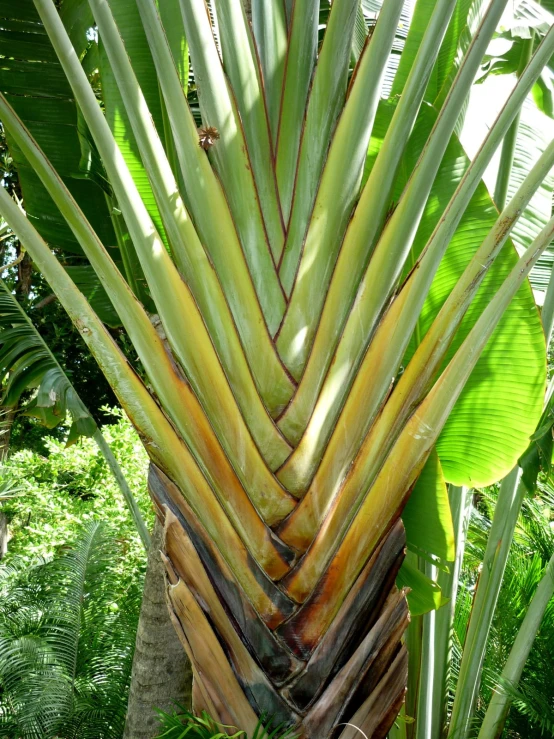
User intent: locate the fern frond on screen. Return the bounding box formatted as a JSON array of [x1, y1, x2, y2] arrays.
[[0, 521, 138, 738], [155, 708, 300, 739]]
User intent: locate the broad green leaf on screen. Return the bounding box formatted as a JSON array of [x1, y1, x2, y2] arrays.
[[431, 0, 485, 107], [397, 560, 446, 615], [65, 265, 120, 327], [402, 448, 456, 563], [0, 0, 116, 258], [401, 103, 546, 486], [98, 0, 168, 250], [59, 0, 94, 57]]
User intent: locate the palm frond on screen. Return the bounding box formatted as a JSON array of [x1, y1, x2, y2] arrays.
[[0, 521, 139, 738], [453, 486, 554, 737], [0, 278, 96, 441]]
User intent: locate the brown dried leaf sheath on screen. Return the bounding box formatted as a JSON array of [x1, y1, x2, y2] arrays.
[[150, 465, 409, 738]]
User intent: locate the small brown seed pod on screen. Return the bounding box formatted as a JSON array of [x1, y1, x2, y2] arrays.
[[198, 126, 220, 150]]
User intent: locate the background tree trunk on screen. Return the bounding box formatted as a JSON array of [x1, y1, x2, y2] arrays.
[[124, 516, 192, 738], [0, 406, 15, 462], [0, 512, 7, 560], [0, 405, 15, 561]]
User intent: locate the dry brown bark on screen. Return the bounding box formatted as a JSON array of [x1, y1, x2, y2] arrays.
[[149, 464, 409, 739]]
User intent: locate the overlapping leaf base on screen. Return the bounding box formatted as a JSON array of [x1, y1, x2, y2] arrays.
[[150, 465, 409, 738]]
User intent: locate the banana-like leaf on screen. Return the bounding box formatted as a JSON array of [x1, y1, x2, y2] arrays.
[[0, 4, 116, 256], [402, 103, 546, 486], [478, 0, 554, 116], [98, 0, 167, 249], [402, 448, 455, 564], [397, 560, 446, 615], [0, 0, 127, 320], [65, 265, 120, 327]]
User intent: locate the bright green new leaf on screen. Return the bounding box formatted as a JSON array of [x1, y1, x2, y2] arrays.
[[402, 449, 456, 564]]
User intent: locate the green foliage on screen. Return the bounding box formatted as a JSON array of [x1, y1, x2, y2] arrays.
[[0, 474, 22, 503], [477, 0, 554, 118], [453, 485, 554, 737], [0, 279, 96, 443], [0, 520, 141, 738], [155, 709, 299, 739], [1, 407, 152, 565]]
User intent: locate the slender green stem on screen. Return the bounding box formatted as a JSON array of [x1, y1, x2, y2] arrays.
[[477, 550, 554, 738], [448, 468, 526, 739], [412, 485, 470, 739], [415, 559, 438, 739], [540, 232, 554, 346], [493, 34, 535, 210], [494, 116, 522, 211], [93, 428, 150, 550], [89, 0, 292, 430], [432, 486, 472, 739], [405, 562, 424, 734]]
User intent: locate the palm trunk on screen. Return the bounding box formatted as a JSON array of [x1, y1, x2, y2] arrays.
[[124, 516, 192, 738], [151, 464, 409, 738]]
